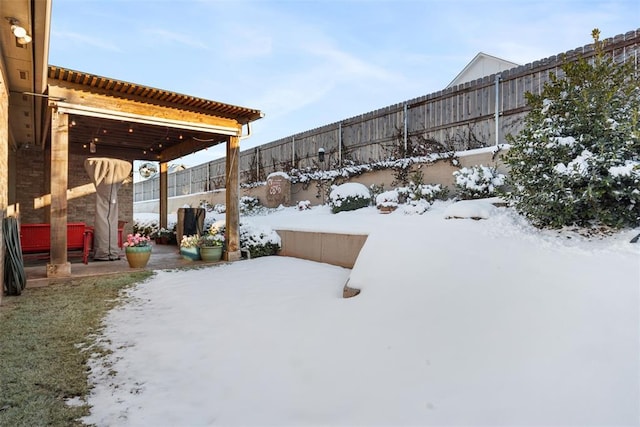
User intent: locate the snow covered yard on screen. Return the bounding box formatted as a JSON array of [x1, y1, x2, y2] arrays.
[[83, 202, 639, 426]]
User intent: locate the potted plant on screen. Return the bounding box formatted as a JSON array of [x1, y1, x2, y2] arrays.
[[198, 224, 224, 262], [153, 227, 175, 245], [179, 234, 201, 261], [123, 233, 152, 268]]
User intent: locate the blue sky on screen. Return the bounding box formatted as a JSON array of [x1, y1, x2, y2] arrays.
[[49, 0, 639, 167]]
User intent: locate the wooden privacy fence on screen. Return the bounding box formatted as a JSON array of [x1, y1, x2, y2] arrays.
[[134, 29, 639, 203]]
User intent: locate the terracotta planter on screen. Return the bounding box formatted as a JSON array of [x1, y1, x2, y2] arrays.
[[377, 204, 398, 214], [125, 246, 152, 268], [180, 246, 201, 261], [200, 245, 223, 262]]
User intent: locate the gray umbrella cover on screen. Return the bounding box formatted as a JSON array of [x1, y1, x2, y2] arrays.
[[84, 157, 132, 260]]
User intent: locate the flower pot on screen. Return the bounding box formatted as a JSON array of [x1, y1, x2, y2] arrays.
[[377, 205, 397, 214], [200, 245, 223, 262], [125, 246, 152, 268], [180, 246, 201, 261]]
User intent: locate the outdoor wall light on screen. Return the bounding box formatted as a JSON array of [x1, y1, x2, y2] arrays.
[[11, 24, 26, 38], [6, 18, 32, 45], [318, 147, 325, 163]]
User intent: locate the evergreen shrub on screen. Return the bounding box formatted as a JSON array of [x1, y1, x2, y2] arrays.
[[329, 183, 371, 213], [504, 29, 640, 228]]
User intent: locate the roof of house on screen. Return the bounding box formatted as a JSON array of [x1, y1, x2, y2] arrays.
[[447, 52, 520, 88]]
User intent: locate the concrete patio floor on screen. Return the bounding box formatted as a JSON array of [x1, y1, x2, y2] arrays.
[[24, 242, 224, 288]]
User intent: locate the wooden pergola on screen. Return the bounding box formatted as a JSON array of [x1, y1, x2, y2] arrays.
[[44, 66, 263, 277]]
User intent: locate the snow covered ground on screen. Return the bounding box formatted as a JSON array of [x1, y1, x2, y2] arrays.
[[82, 201, 640, 426]]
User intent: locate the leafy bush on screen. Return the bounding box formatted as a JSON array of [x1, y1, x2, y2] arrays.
[[398, 182, 449, 204], [504, 29, 640, 228], [133, 221, 157, 237], [239, 196, 263, 215], [329, 183, 371, 213], [201, 200, 226, 214], [198, 222, 224, 247], [180, 235, 199, 248], [240, 221, 281, 258], [374, 171, 448, 215], [401, 199, 431, 215], [297, 200, 311, 211], [453, 165, 505, 200], [375, 190, 399, 209], [210, 220, 280, 258], [369, 183, 386, 203]]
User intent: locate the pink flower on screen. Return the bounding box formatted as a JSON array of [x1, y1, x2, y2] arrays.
[[124, 233, 151, 247]]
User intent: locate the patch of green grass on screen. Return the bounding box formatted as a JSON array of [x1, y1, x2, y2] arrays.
[[0, 271, 153, 426]]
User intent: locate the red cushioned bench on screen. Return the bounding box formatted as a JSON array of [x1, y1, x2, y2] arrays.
[[84, 220, 127, 252], [20, 222, 93, 264]]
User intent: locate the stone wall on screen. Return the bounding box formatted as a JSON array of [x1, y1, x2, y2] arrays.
[[13, 151, 134, 235], [134, 148, 506, 214], [13, 148, 47, 223], [276, 230, 368, 269]]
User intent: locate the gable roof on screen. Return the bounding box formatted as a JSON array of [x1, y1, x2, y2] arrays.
[[447, 52, 520, 88]]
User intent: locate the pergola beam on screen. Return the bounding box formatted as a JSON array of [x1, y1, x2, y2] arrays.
[[158, 136, 229, 163], [47, 85, 241, 131], [50, 100, 240, 135]]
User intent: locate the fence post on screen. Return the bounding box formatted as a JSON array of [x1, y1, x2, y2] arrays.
[[495, 74, 501, 146], [403, 103, 408, 153], [338, 123, 342, 167]]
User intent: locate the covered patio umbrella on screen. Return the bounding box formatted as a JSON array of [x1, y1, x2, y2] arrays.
[[84, 158, 132, 261]]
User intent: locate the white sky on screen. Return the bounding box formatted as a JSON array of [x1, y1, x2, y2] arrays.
[[49, 0, 639, 167]]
